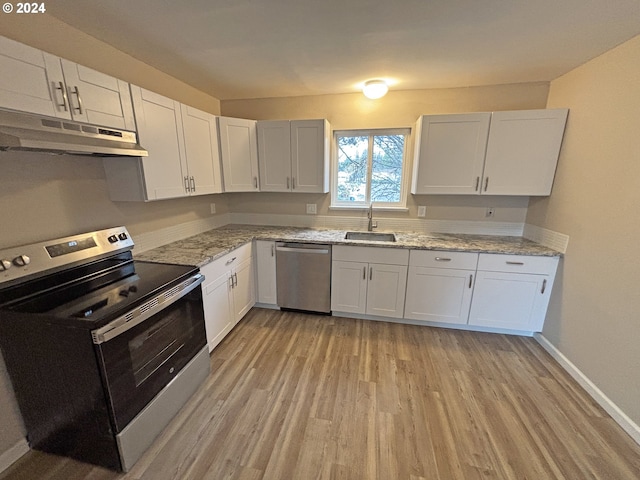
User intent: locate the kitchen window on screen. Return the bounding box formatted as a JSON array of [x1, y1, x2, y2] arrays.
[[331, 129, 410, 209]]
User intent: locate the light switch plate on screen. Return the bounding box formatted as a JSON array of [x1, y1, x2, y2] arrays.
[[417, 206, 426, 217], [306, 204, 317, 214]]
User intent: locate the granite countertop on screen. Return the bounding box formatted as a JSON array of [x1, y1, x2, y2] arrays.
[[134, 224, 562, 268]]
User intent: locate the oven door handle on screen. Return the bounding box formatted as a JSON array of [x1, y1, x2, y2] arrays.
[[91, 273, 204, 345]]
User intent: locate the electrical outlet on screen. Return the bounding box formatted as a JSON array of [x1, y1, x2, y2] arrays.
[[417, 206, 427, 218], [485, 207, 495, 218], [210, 203, 216, 214], [306, 203, 317, 214]]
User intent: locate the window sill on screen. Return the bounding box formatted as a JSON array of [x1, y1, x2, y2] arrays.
[[329, 205, 409, 212]]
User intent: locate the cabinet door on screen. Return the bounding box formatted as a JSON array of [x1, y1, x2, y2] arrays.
[[255, 240, 277, 304], [404, 267, 474, 324], [132, 86, 187, 200], [181, 105, 223, 195], [0, 37, 68, 119], [290, 119, 329, 193], [331, 261, 368, 314], [366, 264, 408, 319], [482, 109, 568, 195], [231, 256, 255, 324], [202, 269, 234, 353], [218, 116, 259, 192], [257, 120, 291, 192], [468, 271, 550, 332], [59, 59, 135, 130], [411, 113, 490, 194]]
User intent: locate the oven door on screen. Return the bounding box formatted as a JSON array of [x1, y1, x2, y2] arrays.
[[92, 273, 206, 433]]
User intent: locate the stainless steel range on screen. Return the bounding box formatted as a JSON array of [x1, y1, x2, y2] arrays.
[[0, 227, 209, 471]]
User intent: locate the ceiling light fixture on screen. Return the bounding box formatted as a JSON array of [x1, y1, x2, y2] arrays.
[[362, 79, 389, 99]]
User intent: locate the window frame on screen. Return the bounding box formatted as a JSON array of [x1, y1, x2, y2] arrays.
[[330, 128, 411, 210]]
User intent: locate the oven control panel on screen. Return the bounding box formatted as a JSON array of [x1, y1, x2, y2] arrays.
[[0, 227, 135, 286]]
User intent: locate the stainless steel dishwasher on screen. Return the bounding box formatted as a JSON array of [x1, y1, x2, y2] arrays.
[[275, 242, 332, 313]]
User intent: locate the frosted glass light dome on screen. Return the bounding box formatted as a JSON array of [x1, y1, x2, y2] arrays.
[[362, 80, 389, 99]]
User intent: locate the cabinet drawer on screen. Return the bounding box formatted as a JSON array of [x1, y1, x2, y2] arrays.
[[333, 245, 409, 265], [201, 242, 253, 280], [409, 250, 478, 270], [477, 253, 558, 275]]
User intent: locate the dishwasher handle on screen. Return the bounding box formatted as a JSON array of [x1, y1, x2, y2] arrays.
[[276, 245, 330, 255], [276, 243, 331, 255]]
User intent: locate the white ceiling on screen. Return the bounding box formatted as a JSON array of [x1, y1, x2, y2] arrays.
[[47, 0, 640, 100]]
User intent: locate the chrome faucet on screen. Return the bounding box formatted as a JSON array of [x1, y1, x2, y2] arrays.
[[367, 203, 378, 231]]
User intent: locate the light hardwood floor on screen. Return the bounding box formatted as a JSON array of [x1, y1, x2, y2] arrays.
[[2, 308, 639, 479]]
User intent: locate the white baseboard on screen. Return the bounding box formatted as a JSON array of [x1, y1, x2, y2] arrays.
[[534, 333, 640, 445], [0, 438, 28, 474]]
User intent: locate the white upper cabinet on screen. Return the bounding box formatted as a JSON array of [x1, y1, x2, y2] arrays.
[[411, 113, 491, 194], [131, 86, 187, 200], [482, 109, 568, 195], [181, 105, 223, 195], [291, 119, 330, 193], [104, 87, 223, 201], [411, 109, 568, 196], [257, 119, 330, 193], [218, 116, 259, 192], [0, 36, 135, 131], [257, 120, 291, 191]]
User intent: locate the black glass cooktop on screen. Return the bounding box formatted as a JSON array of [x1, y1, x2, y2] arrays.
[[1, 254, 198, 328]]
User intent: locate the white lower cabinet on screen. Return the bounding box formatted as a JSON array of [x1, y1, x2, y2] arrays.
[[331, 246, 408, 319], [255, 240, 277, 305], [467, 254, 559, 332], [200, 243, 255, 352], [404, 251, 479, 324]]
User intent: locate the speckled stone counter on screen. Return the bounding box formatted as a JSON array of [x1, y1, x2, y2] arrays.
[[134, 224, 561, 267]]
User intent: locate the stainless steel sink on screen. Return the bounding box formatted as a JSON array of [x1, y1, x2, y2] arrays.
[[344, 231, 396, 242]]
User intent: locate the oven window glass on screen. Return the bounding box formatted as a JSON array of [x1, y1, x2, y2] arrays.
[[129, 310, 184, 387]]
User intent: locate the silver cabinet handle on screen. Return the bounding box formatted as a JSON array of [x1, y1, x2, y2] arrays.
[[469, 274, 473, 289], [475, 176, 480, 191], [286, 177, 290, 189], [292, 177, 296, 190], [271, 244, 275, 257], [435, 257, 452, 262], [362, 266, 366, 280], [541, 278, 547, 294], [484, 177, 489, 192], [369, 267, 373, 281], [253, 177, 258, 189], [184, 176, 191, 192], [190, 176, 196, 192], [233, 272, 238, 287], [506, 261, 524, 265], [56, 81, 69, 111], [225, 256, 237, 266], [229, 275, 234, 289], [71, 86, 83, 114]]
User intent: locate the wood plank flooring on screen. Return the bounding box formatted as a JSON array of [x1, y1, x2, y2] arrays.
[[2, 308, 639, 479]]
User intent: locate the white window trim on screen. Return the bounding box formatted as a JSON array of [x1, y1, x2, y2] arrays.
[[330, 128, 411, 210]]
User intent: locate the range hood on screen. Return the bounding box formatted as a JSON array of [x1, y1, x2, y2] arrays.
[[0, 109, 148, 157]]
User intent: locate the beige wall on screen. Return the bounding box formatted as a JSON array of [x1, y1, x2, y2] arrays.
[[0, 14, 220, 114], [222, 84, 548, 223], [527, 35, 640, 426], [0, 14, 229, 250]]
